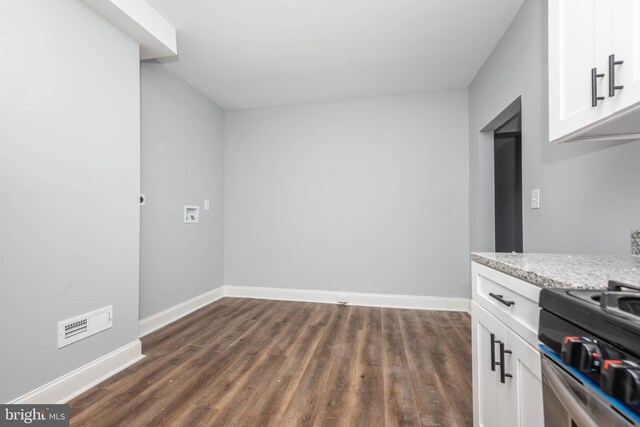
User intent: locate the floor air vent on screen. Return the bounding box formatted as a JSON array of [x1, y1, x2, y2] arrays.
[[58, 305, 113, 348]]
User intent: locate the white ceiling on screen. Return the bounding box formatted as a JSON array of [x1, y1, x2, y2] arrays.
[[147, 0, 524, 110]]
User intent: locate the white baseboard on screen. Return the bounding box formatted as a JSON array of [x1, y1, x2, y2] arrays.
[[137, 285, 468, 341], [138, 286, 225, 337], [224, 285, 470, 312], [9, 340, 143, 404], [137, 284, 468, 341]]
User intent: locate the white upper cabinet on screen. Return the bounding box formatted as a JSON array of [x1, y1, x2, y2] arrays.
[[610, 0, 640, 113], [549, 0, 611, 142], [549, 0, 640, 143]]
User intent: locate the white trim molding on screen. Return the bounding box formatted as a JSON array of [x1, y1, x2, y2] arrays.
[[139, 286, 225, 337], [223, 285, 470, 312], [138, 285, 469, 340], [9, 340, 143, 404], [82, 0, 177, 60], [138, 285, 468, 340]]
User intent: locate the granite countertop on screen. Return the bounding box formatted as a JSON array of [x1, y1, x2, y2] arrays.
[[471, 252, 640, 290], [633, 230, 640, 256]]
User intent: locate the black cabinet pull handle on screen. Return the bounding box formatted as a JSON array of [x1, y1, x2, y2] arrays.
[[609, 54, 624, 97], [592, 68, 605, 107], [489, 293, 515, 307], [490, 333, 498, 371], [499, 341, 513, 383]]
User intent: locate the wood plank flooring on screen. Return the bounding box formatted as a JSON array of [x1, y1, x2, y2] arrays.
[[69, 298, 472, 427]]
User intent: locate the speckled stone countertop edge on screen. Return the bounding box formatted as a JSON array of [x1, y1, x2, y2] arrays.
[[470, 253, 577, 289], [632, 230, 640, 256]]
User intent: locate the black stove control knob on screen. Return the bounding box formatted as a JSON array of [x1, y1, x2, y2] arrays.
[[600, 360, 640, 405], [561, 337, 602, 373]]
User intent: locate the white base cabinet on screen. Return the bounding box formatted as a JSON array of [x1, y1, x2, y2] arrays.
[[505, 327, 544, 427], [471, 263, 543, 427], [472, 301, 508, 427]]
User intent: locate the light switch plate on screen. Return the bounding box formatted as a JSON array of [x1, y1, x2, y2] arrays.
[[531, 189, 540, 209], [204, 200, 210, 211]]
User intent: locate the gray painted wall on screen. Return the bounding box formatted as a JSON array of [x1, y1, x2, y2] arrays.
[[0, 0, 140, 402], [140, 62, 225, 319], [225, 90, 470, 297], [469, 0, 640, 255]]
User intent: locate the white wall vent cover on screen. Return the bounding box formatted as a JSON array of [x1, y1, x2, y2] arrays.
[[57, 306, 113, 348]]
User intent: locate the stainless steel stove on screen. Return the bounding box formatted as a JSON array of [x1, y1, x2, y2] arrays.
[[538, 281, 640, 426]]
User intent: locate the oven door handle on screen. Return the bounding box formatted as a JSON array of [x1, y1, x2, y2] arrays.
[[541, 358, 600, 427]]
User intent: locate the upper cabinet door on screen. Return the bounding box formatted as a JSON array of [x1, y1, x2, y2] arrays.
[[549, 0, 640, 143], [610, 0, 640, 113], [549, 0, 612, 143]]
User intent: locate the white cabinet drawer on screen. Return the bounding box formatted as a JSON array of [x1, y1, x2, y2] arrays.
[[472, 262, 541, 347]]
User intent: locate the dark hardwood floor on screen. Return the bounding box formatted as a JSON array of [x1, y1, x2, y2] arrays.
[[69, 298, 472, 426]]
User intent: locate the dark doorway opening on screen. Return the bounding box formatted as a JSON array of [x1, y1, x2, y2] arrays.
[[493, 114, 523, 253]]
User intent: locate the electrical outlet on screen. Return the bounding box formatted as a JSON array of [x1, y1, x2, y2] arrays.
[[337, 295, 349, 305], [531, 189, 540, 209]]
